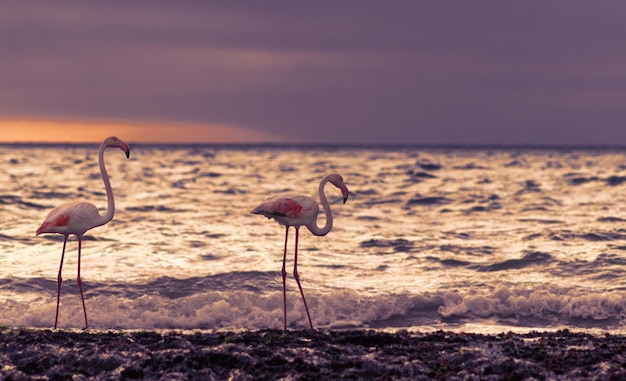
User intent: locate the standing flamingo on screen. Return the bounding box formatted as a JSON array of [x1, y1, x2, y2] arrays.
[[36, 136, 130, 329], [251, 173, 349, 330]]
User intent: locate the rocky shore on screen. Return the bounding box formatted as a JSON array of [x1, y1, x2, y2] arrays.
[[2, 328, 626, 380]]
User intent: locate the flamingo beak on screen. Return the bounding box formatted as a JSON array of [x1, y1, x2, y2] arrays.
[[109, 137, 131, 158], [341, 185, 349, 204], [119, 142, 130, 158]]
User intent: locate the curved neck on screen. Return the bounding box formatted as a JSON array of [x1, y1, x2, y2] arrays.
[[97, 142, 115, 226], [306, 177, 333, 236]]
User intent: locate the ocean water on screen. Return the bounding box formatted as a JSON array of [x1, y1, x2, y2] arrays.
[[2, 143, 626, 333]]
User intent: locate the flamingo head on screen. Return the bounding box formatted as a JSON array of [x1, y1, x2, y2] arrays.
[[104, 136, 130, 158], [327, 173, 349, 203]]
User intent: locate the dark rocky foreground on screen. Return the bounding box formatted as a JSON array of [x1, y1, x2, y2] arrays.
[[1, 328, 626, 380]]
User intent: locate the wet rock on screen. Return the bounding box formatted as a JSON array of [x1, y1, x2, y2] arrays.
[[2, 328, 626, 380]]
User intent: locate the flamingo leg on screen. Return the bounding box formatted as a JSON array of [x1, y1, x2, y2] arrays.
[[293, 227, 313, 329], [54, 235, 69, 329], [77, 236, 89, 329], [281, 226, 289, 330]]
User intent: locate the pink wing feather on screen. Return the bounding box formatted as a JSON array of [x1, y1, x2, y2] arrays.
[[267, 198, 303, 217]]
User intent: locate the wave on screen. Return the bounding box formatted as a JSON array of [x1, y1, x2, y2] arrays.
[[518, 218, 563, 225], [0, 273, 282, 300], [433, 248, 626, 277], [461, 202, 502, 214], [406, 195, 453, 206], [597, 216, 626, 223], [439, 286, 626, 328], [360, 239, 414, 253], [452, 163, 490, 170], [2, 284, 622, 331], [472, 251, 553, 272], [438, 244, 495, 257], [415, 159, 442, 171], [564, 173, 626, 186], [406, 171, 437, 182], [548, 231, 626, 242], [606, 176, 626, 186], [126, 205, 191, 213], [0, 194, 47, 209], [0, 286, 440, 330]]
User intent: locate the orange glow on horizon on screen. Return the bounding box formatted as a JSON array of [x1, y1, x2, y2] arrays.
[[0, 119, 288, 144]]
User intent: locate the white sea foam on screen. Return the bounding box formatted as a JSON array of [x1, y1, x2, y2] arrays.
[[439, 286, 626, 326], [1, 289, 432, 330], [3, 284, 624, 333]]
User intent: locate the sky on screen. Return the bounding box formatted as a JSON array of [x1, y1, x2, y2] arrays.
[[1, 1, 626, 145]]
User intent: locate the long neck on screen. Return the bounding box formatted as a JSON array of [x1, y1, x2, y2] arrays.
[[306, 177, 333, 236], [97, 143, 115, 226]]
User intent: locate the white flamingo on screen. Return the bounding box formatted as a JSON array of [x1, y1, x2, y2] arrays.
[[251, 173, 349, 329], [36, 136, 130, 329]]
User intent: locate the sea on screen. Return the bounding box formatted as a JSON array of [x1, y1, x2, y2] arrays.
[[2, 143, 626, 334]]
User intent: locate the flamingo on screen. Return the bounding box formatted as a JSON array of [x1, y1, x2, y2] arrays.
[[251, 173, 349, 330], [36, 136, 130, 329]]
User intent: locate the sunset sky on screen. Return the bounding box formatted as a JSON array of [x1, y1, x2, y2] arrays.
[[2, 2, 626, 145]]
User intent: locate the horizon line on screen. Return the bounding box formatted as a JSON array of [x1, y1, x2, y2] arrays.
[[1, 141, 625, 150]]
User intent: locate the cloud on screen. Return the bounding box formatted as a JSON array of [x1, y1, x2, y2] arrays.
[[1, 2, 626, 144]]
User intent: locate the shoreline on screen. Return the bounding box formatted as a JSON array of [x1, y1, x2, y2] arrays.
[[2, 328, 626, 379]]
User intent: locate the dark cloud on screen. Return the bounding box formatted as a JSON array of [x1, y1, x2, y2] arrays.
[[2, 1, 626, 144]]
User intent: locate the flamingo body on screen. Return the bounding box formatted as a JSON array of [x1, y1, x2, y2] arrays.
[[37, 201, 103, 237], [252, 194, 318, 227], [36, 136, 130, 329], [252, 173, 349, 330]]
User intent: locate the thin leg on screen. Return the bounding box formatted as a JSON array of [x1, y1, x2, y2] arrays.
[[55, 235, 68, 329], [281, 226, 289, 330], [77, 236, 89, 329], [293, 227, 313, 329]]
